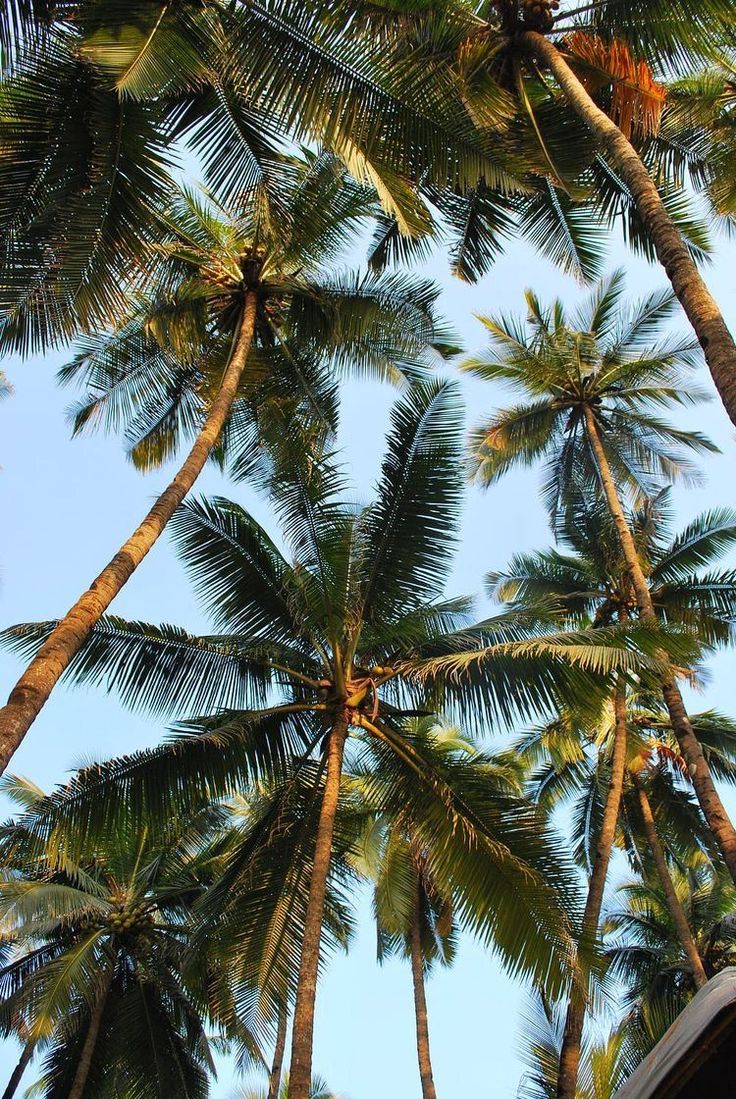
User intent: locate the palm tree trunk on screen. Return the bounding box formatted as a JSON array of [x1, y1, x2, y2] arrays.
[[557, 682, 628, 1099], [68, 965, 114, 1099], [632, 772, 708, 988], [1, 1042, 33, 1099], [267, 1005, 289, 1099], [522, 30, 736, 427], [409, 882, 438, 1099], [582, 405, 736, 884], [0, 292, 259, 776], [288, 711, 349, 1099]]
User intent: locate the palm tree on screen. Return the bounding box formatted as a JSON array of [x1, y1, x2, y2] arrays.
[[3, 381, 664, 1099], [466, 274, 736, 891], [359, 719, 486, 1099], [446, 0, 736, 424], [0, 0, 521, 345], [604, 857, 736, 1016], [0, 151, 453, 775], [517, 990, 673, 1099], [0, 775, 224, 1098]]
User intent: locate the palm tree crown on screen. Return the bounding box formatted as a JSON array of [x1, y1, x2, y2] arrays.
[[465, 270, 716, 521], [0, 777, 221, 1098]]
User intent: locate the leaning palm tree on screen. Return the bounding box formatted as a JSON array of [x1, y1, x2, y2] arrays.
[[3, 381, 667, 1099], [466, 274, 736, 898], [0, 151, 454, 775], [445, 0, 736, 423], [0, 775, 226, 1098]]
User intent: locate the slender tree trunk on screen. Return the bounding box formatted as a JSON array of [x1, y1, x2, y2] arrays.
[[0, 293, 259, 775], [288, 711, 349, 1099], [1, 1042, 33, 1099], [409, 881, 438, 1099], [267, 1005, 288, 1099], [557, 682, 628, 1099], [582, 406, 736, 884], [522, 31, 736, 427], [68, 965, 114, 1099], [632, 772, 708, 988]]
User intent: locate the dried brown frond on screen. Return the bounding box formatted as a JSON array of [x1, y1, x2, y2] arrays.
[[563, 31, 666, 139]]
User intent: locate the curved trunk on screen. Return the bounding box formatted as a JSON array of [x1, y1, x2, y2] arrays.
[[409, 883, 438, 1099], [288, 712, 349, 1099], [1, 1042, 33, 1099], [583, 406, 736, 884], [0, 293, 259, 775], [557, 683, 628, 1099], [522, 31, 736, 427], [632, 773, 708, 988], [68, 965, 114, 1099], [267, 1005, 288, 1099]]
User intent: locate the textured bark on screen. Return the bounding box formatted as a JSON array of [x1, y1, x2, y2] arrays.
[[288, 713, 348, 1099], [632, 773, 708, 988], [1, 1043, 33, 1099], [523, 31, 736, 428], [583, 406, 736, 884], [68, 966, 113, 1099], [267, 1005, 288, 1099], [0, 293, 259, 775], [409, 884, 438, 1099], [557, 684, 628, 1099]]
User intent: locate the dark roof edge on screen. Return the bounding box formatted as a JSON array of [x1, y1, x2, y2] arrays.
[[615, 968, 736, 1099]]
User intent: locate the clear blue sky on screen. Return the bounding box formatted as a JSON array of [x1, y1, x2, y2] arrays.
[[1, 220, 735, 1096]]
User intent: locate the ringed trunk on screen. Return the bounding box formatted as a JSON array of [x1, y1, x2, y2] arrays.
[[288, 712, 349, 1099], [0, 293, 259, 775], [632, 772, 708, 988], [68, 965, 114, 1099], [522, 31, 736, 427], [409, 881, 438, 1099], [1, 1043, 34, 1099], [556, 682, 628, 1099], [583, 406, 736, 884], [267, 1005, 288, 1099]]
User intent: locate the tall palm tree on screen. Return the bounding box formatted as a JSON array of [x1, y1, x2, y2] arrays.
[[0, 775, 225, 1098], [466, 274, 736, 892], [359, 719, 495, 1099], [0, 152, 453, 775], [488, 486, 736, 1097], [3, 381, 665, 1099], [447, 0, 736, 424]]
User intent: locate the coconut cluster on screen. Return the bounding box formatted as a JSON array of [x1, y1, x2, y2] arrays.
[[102, 904, 156, 936], [522, 0, 560, 32]]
